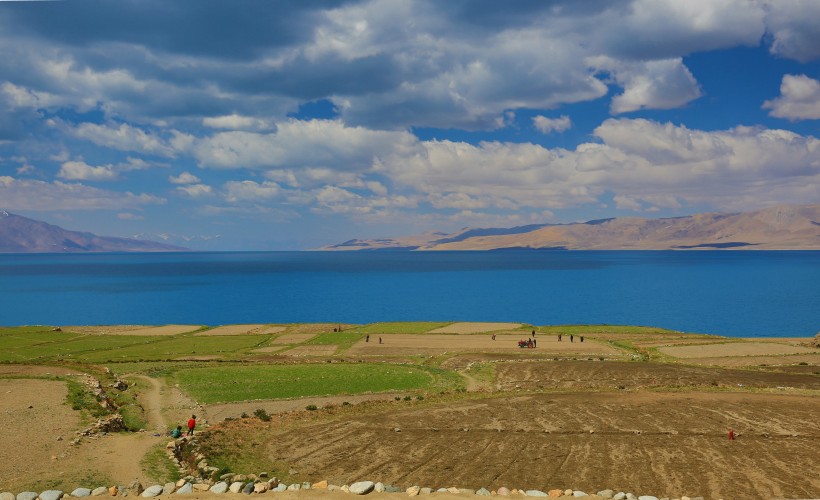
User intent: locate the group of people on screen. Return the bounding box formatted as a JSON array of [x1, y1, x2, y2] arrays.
[[171, 414, 197, 438], [518, 338, 537, 348], [556, 334, 583, 342]]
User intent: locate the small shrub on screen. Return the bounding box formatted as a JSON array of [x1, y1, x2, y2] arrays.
[[240, 412, 249, 418], [403, 395, 412, 401], [416, 395, 424, 401], [342, 401, 351, 406], [394, 396, 401, 401], [305, 404, 318, 411], [253, 408, 271, 422], [798, 362, 808, 366]]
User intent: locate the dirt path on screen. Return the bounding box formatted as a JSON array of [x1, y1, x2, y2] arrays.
[[133, 375, 166, 432]]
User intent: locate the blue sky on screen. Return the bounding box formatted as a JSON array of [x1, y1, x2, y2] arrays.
[[0, 0, 818, 250]]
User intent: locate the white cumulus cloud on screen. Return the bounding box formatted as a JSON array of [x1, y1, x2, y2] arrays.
[[532, 115, 572, 134], [763, 74, 820, 120], [58, 160, 117, 181], [169, 171, 201, 185]]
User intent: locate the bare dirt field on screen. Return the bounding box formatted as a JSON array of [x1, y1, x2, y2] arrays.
[[63, 325, 201, 336], [347, 335, 622, 356], [659, 341, 819, 358], [203, 393, 401, 422], [194, 324, 285, 336], [0, 364, 81, 376], [428, 322, 523, 334], [229, 391, 820, 500], [280, 345, 337, 356], [677, 353, 820, 368], [284, 324, 355, 334], [270, 333, 317, 345]]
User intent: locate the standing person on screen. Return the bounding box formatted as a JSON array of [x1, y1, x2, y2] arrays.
[[558, 334, 562, 341], [533, 338, 537, 348], [187, 415, 197, 436], [570, 335, 574, 343], [580, 336, 584, 342], [728, 428, 735, 441], [366, 334, 370, 342], [379, 337, 383, 344], [531, 330, 535, 337]]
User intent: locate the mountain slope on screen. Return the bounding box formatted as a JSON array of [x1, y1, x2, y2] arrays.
[[0, 211, 187, 253], [320, 204, 820, 251]]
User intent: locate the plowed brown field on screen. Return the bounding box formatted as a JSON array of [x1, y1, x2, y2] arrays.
[[259, 391, 820, 499]]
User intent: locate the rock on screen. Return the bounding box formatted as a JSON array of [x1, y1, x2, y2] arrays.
[[420, 488, 433, 494], [71, 488, 92, 497], [524, 491, 547, 497], [548, 490, 562, 498], [267, 478, 279, 488], [497, 487, 511, 496], [613, 494, 626, 500], [175, 480, 187, 489], [447, 487, 460, 494], [313, 480, 328, 489], [16, 493, 38, 500], [229, 483, 244, 494], [161, 484, 175, 496], [406, 486, 420, 497], [286, 484, 300, 491], [328, 486, 340, 492], [564, 491, 573, 497], [209, 483, 228, 494], [301, 482, 311, 490], [259, 472, 269, 479], [127, 482, 143, 496], [40, 490, 64, 500], [573, 492, 588, 498], [596, 491, 614, 499], [191, 484, 209, 492], [341, 486, 350, 493], [385, 486, 403, 493], [626, 494, 638, 500], [90, 488, 107, 497], [108, 487, 119, 497], [253, 483, 269, 494], [141, 486, 163, 498], [681, 497, 691, 500], [477, 488, 491, 496], [241, 483, 254, 495], [349, 482, 375, 495], [637, 497, 658, 500], [272, 484, 287, 493], [1, 494, 16, 500], [458, 489, 475, 495], [374, 483, 385, 493], [175, 483, 193, 495]]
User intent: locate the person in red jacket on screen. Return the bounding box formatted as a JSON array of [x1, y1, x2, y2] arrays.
[[187, 415, 197, 436]]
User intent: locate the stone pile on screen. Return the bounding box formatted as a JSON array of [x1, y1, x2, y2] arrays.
[[1, 481, 705, 499]]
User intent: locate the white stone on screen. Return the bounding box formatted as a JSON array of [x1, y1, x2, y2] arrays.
[[573, 492, 588, 498], [71, 488, 92, 497], [141, 485, 164, 498], [638, 496, 659, 500], [525, 491, 547, 497], [597, 491, 615, 499], [162, 483, 176, 495], [374, 483, 385, 493], [406, 486, 420, 497], [477, 488, 491, 496], [90, 488, 107, 497], [349, 482, 375, 495], [209, 482, 229, 494], [17, 492, 38, 500], [175, 483, 193, 495], [40, 491, 64, 500], [229, 482, 244, 494], [273, 484, 287, 492], [286, 484, 300, 491]]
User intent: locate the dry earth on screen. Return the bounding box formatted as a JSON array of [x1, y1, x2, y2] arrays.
[[194, 325, 287, 336], [347, 335, 621, 356], [270, 334, 318, 345], [428, 323, 523, 334], [659, 342, 819, 358], [62, 325, 201, 336]]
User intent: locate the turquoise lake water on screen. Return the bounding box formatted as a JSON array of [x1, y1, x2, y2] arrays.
[[1, 251, 818, 337]]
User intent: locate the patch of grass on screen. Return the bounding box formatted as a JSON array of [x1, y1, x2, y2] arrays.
[[77, 335, 271, 363], [141, 443, 181, 484], [173, 364, 441, 404], [465, 362, 497, 385], [304, 332, 362, 350], [65, 378, 111, 419], [358, 322, 451, 334], [537, 325, 682, 336]]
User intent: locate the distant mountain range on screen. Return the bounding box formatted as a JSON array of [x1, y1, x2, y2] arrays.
[[0, 211, 187, 253], [321, 204, 820, 251]]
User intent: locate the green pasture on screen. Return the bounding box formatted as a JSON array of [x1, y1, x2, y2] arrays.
[[172, 363, 460, 403], [535, 325, 682, 335], [304, 331, 362, 350]]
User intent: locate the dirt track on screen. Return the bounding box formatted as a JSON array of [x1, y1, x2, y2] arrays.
[[250, 391, 820, 500]]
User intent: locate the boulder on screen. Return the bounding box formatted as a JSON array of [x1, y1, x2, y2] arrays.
[[385, 486, 403, 493], [286, 484, 300, 491], [447, 487, 460, 494], [175, 483, 193, 495], [301, 482, 311, 490], [349, 482, 375, 495], [626, 494, 638, 500], [71, 488, 92, 497], [272, 484, 287, 492], [162, 483, 176, 495], [16, 494, 38, 500], [420, 488, 433, 494], [108, 487, 118, 497], [477, 488, 491, 496], [548, 491, 562, 498], [191, 484, 210, 492], [613, 494, 626, 500], [209, 483, 228, 494], [127, 481, 143, 496], [229, 483, 244, 494], [573, 492, 588, 498], [40, 490, 64, 500], [0, 493, 15, 500], [406, 486, 420, 497], [458, 489, 475, 495], [597, 491, 614, 499], [637, 497, 658, 500], [524, 491, 547, 497], [253, 483, 269, 494], [312, 481, 328, 489], [564, 490, 573, 497], [497, 487, 510, 496], [374, 483, 385, 493], [90, 488, 107, 497], [141, 485, 164, 498], [241, 483, 254, 495]]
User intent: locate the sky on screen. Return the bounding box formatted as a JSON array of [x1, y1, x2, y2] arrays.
[[0, 0, 819, 250]]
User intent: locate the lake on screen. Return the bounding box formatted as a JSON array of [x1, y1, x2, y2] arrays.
[[1, 250, 818, 337]]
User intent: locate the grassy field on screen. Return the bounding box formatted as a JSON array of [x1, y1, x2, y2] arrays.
[[357, 322, 451, 334], [171, 363, 457, 403]]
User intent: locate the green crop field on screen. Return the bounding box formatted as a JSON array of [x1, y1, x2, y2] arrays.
[[172, 363, 458, 403]]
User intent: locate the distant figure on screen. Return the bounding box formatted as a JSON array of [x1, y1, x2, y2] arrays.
[[580, 336, 584, 342], [366, 334, 370, 342], [531, 330, 536, 337], [379, 337, 383, 344], [533, 338, 537, 348], [171, 425, 182, 439], [570, 335, 574, 343], [492, 334, 496, 340], [333, 328, 337, 332], [187, 415, 197, 436], [558, 334, 562, 341], [728, 429, 735, 441]]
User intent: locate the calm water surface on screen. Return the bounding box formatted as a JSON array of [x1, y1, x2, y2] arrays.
[[1, 251, 818, 338]]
